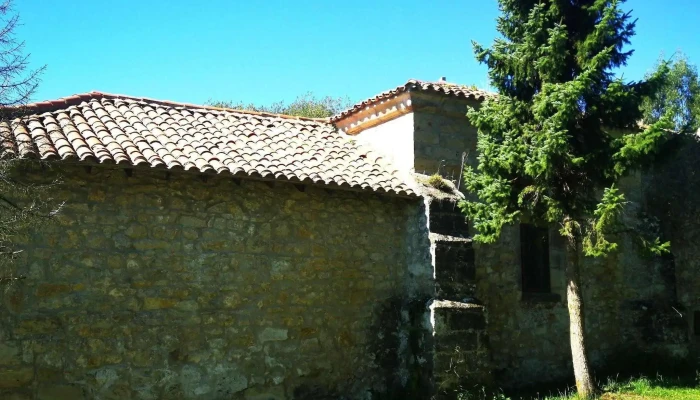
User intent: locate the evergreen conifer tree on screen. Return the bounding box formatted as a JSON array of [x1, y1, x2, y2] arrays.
[[461, 1, 676, 396]]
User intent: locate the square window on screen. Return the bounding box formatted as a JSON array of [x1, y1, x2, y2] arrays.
[[520, 224, 551, 293]]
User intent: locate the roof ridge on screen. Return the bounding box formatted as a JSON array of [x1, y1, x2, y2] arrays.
[[22, 91, 331, 124], [330, 79, 495, 122]]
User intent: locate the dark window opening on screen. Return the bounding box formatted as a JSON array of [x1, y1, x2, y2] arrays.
[[520, 223, 550, 293], [694, 311, 700, 336]]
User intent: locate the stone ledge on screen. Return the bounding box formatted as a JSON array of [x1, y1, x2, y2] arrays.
[[431, 301, 486, 333], [431, 300, 483, 310], [430, 233, 472, 243]]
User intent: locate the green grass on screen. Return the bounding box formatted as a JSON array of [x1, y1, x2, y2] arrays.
[[539, 375, 700, 400], [457, 375, 700, 400]]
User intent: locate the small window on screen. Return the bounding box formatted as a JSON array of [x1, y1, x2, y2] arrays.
[[520, 224, 550, 293], [694, 311, 700, 336]]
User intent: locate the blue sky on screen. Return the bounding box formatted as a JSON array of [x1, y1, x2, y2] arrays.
[[16, 0, 700, 106]]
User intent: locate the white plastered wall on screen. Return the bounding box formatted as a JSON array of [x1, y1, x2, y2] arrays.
[[354, 112, 415, 173]]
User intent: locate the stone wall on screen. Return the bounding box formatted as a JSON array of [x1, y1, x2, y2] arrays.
[[645, 135, 700, 357], [0, 164, 433, 400], [426, 195, 491, 399], [431, 301, 490, 399], [412, 92, 480, 178], [411, 94, 692, 389], [340, 91, 478, 180], [475, 173, 688, 388]]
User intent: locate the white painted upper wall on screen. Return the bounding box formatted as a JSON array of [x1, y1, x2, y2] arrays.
[[355, 112, 415, 173]]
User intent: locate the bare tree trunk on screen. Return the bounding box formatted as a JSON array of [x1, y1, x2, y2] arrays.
[[566, 239, 596, 399]]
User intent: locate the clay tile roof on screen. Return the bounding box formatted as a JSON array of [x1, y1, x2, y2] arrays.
[[331, 79, 495, 122], [4, 91, 415, 197]]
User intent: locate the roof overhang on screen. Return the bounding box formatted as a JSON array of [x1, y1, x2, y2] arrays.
[[334, 92, 413, 135]]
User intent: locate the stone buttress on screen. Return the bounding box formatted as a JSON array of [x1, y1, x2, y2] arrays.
[[423, 189, 493, 399]]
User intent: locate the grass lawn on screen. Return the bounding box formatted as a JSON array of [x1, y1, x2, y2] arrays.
[[541, 376, 700, 400]]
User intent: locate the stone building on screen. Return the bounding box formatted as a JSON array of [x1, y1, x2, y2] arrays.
[[0, 79, 696, 399]]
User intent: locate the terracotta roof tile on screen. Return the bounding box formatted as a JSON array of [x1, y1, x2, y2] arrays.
[[331, 79, 495, 122], [5, 92, 415, 196]]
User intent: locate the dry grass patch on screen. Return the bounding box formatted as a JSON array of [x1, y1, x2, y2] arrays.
[[601, 394, 663, 400]]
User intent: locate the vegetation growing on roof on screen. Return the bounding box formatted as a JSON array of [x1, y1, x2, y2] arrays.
[[425, 173, 453, 192]]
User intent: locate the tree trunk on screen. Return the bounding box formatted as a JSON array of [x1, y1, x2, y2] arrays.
[[566, 239, 597, 399]]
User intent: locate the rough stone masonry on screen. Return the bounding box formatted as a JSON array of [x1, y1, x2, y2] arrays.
[[0, 164, 433, 400]]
